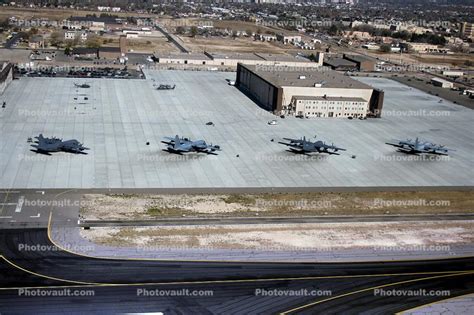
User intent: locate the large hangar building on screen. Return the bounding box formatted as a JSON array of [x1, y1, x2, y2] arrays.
[[236, 63, 384, 118]]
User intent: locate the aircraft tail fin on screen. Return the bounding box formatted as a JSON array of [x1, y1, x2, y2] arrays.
[[173, 135, 180, 150]]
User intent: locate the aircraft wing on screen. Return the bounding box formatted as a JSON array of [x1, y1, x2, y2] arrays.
[[322, 143, 346, 152], [387, 139, 417, 148], [282, 137, 304, 144], [385, 141, 406, 148], [278, 141, 302, 148]]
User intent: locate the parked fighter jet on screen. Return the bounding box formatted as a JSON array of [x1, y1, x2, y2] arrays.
[[155, 84, 176, 90], [386, 138, 452, 155], [162, 135, 220, 155], [74, 83, 91, 88], [279, 136, 346, 155], [30, 134, 89, 155]]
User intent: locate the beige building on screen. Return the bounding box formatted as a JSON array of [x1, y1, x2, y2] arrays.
[[461, 22, 474, 40], [292, 96, 369, 118], [344, 31, 372, 40], [236, 63, 384, 118], [401, 42, 449, 54], [155, 51, 323, 68], [276, 34, 302, 44]]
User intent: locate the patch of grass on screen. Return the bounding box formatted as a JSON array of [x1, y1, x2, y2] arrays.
[[221, 194, 256, 205], [107, 193, 138, 199]]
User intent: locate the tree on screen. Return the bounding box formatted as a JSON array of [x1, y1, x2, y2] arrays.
[[380, 44, 392, 53], [28, 27, 38, 36], [64, 47, 71, 56], [190, 26, 198, 37], [328, 24, 340, 36], [49, 31, 62, 47], [176, 26, 185, 35]]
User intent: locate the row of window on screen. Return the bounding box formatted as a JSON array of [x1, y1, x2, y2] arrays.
[[299, 101, 365, 106], [304, 106, 365, 111]]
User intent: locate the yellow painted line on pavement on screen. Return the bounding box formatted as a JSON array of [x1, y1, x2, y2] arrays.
[[280, 271, 474, 314], [47, 212, 474, 263]]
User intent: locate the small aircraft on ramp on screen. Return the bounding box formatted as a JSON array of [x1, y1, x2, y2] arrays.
[[162, 135, 221, 155], [30, 134, 90, 155], [279, 136, 346, 155], [386, 138, 452, 155], [74, 83, 91, 88], [155, 84, 176, 90]]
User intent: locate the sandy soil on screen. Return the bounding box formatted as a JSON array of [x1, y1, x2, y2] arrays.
[[181, 36, 286, 54], [81, 220, 474, 251], [80, 191, 474, 220]]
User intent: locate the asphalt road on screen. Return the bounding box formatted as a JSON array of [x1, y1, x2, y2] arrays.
[[1, 189, 473, 313], [0, 227, 473, 314]]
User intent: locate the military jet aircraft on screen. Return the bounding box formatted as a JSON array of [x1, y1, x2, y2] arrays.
[[279, 136, 346, 155], [162, 135, 220, 155], [74, 83, 91, 88], [155, 84, 176, 90], [386, 138, 452, 155], [30, 134, 89, 155]]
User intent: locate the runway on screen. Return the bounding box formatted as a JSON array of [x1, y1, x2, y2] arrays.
[[0, 227, 473, 314]]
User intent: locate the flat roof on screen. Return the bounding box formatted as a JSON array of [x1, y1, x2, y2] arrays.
[[293, 95, 367, 102], [99, 47, 121, 52], [157, 52, 210, 61], [158, 52, 314, 63], [324, 58, 357, 67], [206, 52, 264, 61], [431, 77, 452, 84], [254, 52, 308, 63], [239, 64, 373, 89], [343, 54, 377, 63]]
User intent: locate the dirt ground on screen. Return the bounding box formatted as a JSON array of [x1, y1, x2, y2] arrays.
[[81, 220, 474, 251], [80, 191, 474, 220], [181, 36, 285, 54]]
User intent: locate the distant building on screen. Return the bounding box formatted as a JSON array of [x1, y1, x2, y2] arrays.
[[155, 51, 323, 68], [97, 6, 121, 12], [400, 42, 449, 54], [343, 54, 377, 72], [431, 77, 454, 89], [97, 36, 127, 59], [64, 31, 87, 41], [71, 47, 98, 59], [276, 34, 302, 44], [461, 22, 474, 40], [344, 31, 372, 40], [65, 16, 123, 32], [235, 63, 384, 118], [323, 58, 358, 71], [28, 35, 44, 49], [442, 71, 464, 78], [122, 28, 152, 36], [254, 34, 277, 42]]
